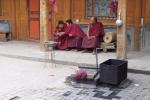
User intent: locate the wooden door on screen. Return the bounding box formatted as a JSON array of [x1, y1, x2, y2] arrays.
[[28, 0, 52, 40], [28, 0, 40, 40]]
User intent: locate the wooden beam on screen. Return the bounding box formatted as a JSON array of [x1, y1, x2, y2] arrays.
[[40, 0, 48, 51], [117, 0, 127, 59]]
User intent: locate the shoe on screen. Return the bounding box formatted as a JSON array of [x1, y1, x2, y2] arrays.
[[73, 49, 78, 52], [81, 49, 88, 53], [66, 48, 74, 51], [65, 48, 71, 51]]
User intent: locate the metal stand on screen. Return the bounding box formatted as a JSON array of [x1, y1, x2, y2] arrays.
[[78, 48, 100, 71], [95, 48, 101, 71], [49, 46, 55, 67], [45, 41, 58, 67], [93, 48, 101, 85]]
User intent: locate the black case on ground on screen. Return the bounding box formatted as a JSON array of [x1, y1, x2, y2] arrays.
[[94, 59, 128, 85]]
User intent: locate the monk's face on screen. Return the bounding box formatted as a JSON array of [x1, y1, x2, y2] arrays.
[[58, 24, 64, 29], [66, 23, 69, 26], [90, 17, 96, 24]]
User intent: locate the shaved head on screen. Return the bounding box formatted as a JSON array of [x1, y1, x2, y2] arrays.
[[90, 17, 97, 24]]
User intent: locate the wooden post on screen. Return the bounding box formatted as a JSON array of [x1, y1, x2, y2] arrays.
[[117, 0, 127, 59], [133, 0, 142, 51], [40, 0, 48, 51]]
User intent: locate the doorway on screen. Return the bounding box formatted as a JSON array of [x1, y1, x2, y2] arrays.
[[28, 0, 40, 40], [28, 0, 52, 40]]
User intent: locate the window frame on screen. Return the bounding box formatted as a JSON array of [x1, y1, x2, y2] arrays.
[[85, 0, 117, 19]]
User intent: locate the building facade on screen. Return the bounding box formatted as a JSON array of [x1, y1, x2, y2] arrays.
[[0, 0, 150, 52]]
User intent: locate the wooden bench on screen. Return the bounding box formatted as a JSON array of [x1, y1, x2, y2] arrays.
[[0, 20, 11, 41], [0, 32, 11, 41], [101, 42, 116, 52]]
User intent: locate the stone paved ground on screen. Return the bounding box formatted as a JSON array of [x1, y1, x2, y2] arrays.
[[14, 73, 150, 100], [0, 41, 150, 100], [0, 55, 150, 100], [0, 41, 150, 71]]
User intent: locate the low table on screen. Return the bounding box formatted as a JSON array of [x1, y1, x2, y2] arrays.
[[0, 32, 12, 41], [101, 42, 116, 52]]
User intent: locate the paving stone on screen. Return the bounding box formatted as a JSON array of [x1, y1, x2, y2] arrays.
[[0, 41, 150, 100]]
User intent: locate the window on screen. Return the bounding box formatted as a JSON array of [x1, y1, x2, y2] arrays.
[[85, 0, 118, 19]]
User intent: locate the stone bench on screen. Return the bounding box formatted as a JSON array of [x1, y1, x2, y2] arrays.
[[0, 20, 11, 41]]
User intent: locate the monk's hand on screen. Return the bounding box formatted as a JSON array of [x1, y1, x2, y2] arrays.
[[91, 36, 95, 38], [87, 34, 90, 38], [88, 36, 91, 39], [69, 34, 73, 37], [53, 32, 57, 36], [88, 35, 92, 39], [56, 33, 59, 36], [59, 32, 64, 36], [89, 36, 95, 39]]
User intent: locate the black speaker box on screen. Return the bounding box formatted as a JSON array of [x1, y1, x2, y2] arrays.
[[99, 59, 128, 85]]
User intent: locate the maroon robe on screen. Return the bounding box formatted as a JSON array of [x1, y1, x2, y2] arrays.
[[65, 24, 85, 48], [53, 24, 69, 50], [82, 22, 104, 49]]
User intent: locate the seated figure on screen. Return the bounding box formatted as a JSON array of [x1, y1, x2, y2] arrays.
[[53, 20, 68, 50], [65, 19, 85, 50], [82, 17, 105, 52]]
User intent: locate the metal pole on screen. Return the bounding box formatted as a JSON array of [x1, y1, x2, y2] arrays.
[[95, 48, 99, 72]]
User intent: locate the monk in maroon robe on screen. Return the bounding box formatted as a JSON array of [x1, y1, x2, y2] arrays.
[[82, 17, 104, 51], [65, 19, 85, 50], [53, 20, 68, 50]]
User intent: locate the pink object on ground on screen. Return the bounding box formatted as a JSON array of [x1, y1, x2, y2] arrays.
[[74, 69, 87, 80]]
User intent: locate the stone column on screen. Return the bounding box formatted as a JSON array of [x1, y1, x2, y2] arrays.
[[117, 0, 127, 59], [133, 0, 142, 51], [40, 0, 48, 51]]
